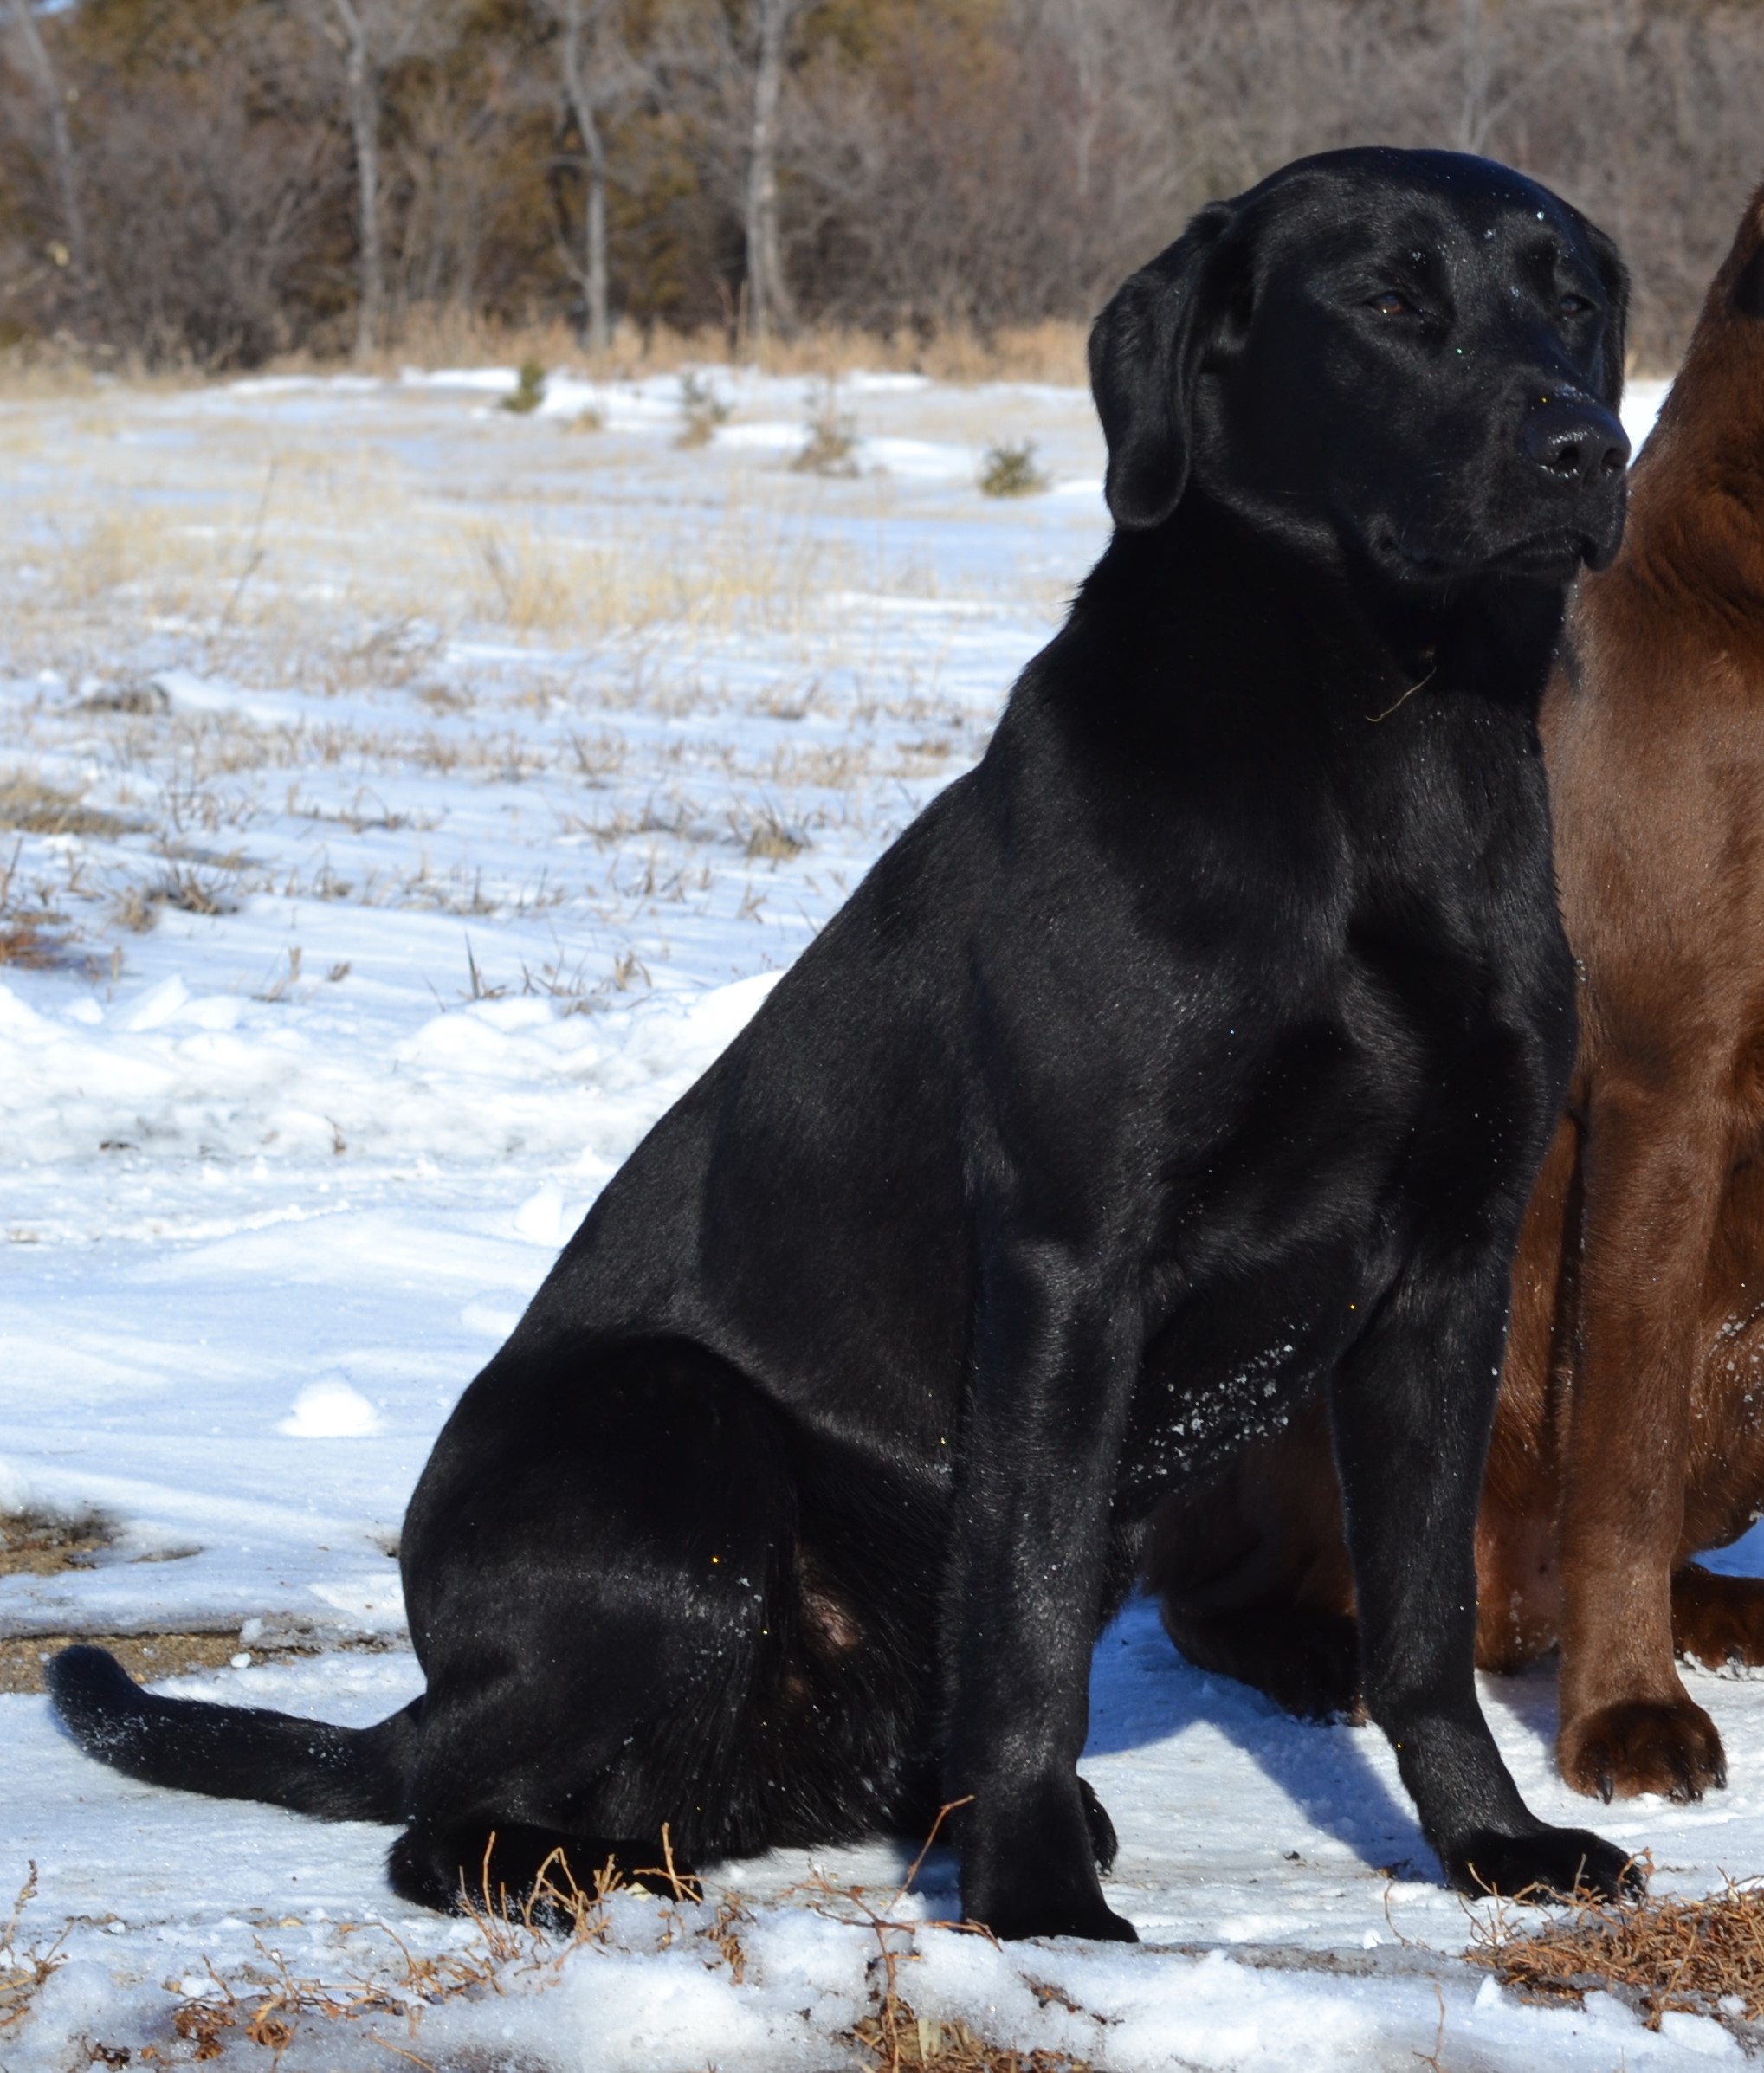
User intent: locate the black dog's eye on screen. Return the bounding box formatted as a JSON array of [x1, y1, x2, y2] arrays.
[[1368, 292, 1415, 317], [1559, 293, 1595, 317]]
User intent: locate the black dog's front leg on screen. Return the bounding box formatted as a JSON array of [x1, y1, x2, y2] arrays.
[[942, 1243, 1140, 1943], [1331, 1254, 1637, 1902]]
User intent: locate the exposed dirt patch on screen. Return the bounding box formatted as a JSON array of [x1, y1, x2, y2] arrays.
[[0, 1509, 112, 1576], [0, 1630, 387, 1695], [3, 1631, 245, 1695]]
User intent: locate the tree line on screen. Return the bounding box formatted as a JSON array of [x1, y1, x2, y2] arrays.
[[0, 0, 1759, 374]]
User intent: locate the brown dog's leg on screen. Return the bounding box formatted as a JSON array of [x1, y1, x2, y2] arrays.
[[1555, 1075, 1729, 1801], [1475, 1114, 1576, 1676], [1671, 1565, 1764, 1669]]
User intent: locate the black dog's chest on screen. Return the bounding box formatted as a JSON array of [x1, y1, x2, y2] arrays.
[[1114, 866, 1567, 1510]]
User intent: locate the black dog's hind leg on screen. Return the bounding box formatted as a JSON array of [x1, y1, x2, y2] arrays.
[[390, 1339, 925, 1915], [1329, 1253, 1638, 1902], [390, 1343, 792, 1911]]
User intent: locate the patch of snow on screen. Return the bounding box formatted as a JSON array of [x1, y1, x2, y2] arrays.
[[278, 1379, 384, 1439]]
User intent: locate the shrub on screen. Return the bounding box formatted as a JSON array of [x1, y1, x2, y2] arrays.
[[978, 441, 1047, 498]]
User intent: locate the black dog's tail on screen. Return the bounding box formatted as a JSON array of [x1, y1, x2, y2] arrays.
[[46, 1644, 417, 1824]]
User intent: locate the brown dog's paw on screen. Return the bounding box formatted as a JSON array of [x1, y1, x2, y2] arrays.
[[1672, 1566, 1764, 1670], [1558, 1698, 1727, 1803]]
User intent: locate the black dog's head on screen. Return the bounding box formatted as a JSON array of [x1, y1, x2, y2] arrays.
[[1090, 147, 1630, 584]]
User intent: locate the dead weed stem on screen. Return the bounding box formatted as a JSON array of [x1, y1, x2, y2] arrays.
[[0, 1865, 68, 2036]]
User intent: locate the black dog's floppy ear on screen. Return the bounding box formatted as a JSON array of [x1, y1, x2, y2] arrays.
[[1580, 216, 1630, 404], [1089, 201, 1236, 531]]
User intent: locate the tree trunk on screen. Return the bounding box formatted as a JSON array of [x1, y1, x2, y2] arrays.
[[744, 0, 795, 356], [332, 0, 384, 361], [559, 0, 610, 354], [6, 0, 87, 280]]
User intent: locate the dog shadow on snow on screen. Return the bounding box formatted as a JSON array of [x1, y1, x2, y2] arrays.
[[1079, 1595, 1565, 1882]]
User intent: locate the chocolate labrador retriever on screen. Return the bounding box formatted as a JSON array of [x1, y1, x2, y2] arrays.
[[50, 148, 1638, 1940], [1152, 179, 1764, 1811]]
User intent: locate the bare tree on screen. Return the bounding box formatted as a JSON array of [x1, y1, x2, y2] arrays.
[[543, 0, 637, 353], [300, 0, 443, 359], [1, 0, 1762, 373], [5, 0, 86, 280], [745, 0, 804, 352], [331, 0, 383, 358]]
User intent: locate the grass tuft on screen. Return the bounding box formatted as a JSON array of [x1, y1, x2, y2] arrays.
[[0, 776, 132, 837], [978, 442, 1049, 499], [737, 802, 809, 861], [0, 837, 74, 966], [675, 371, 732, 449], [855, 2002, 1089, 2071], [792, 379, 860, 476], [499, 358, 547, 415], [0, 914, 66, 968]]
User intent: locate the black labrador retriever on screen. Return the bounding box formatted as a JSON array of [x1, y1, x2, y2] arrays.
[[52, 147, 1638, 1942]]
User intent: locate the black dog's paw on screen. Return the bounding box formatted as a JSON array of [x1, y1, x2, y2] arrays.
[[1077, 1776, 1118, 1874], [1444, 1824, 1644, 1904], [960, 1780, 1137, 1942], [972, 1885, 1139, 1944]]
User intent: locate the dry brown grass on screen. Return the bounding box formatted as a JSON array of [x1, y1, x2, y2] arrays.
[[106, 1811, 1093, 2070], [0, 352, 957, 690], [1468, 1870, 1764, 2033], [0, 1867, 67, 2038], [0, 342, 204, 402], [0, 776, 133, 838], [463, 500, 853, 643], [0, 836, 75, 968], [152, 1836, 707, 2064], [855, 2004, 1089, 2072], [263, 310, 1089, 389], [0, 911, 66, 968]]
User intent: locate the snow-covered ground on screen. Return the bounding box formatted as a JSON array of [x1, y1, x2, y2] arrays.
[[0, 363, 1731, 2070]]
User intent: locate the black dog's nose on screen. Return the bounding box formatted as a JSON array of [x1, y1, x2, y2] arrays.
[[1522, 395, 1630, 485]]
